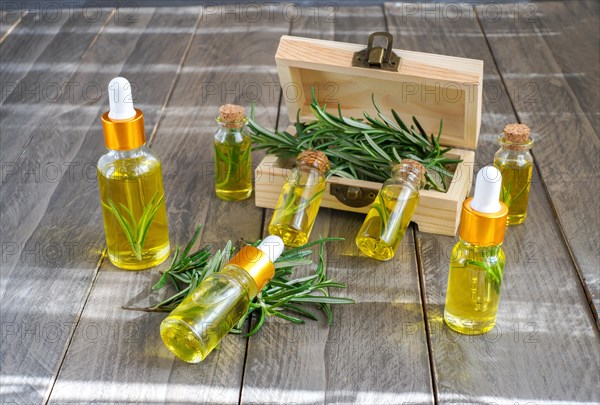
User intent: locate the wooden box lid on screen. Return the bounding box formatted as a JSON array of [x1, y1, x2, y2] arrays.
[[275, 33, 483, 149]]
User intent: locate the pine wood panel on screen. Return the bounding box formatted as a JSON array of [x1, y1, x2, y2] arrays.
[[475, 0, 600, 322], [47, 6, 289, 404], [385, 2, 600, 403], [240, 7, 435, 404], [255, 147, 475, 236]]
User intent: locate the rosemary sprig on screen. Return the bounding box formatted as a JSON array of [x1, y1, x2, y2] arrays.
[[124, 225, 354, 336], [466, 259, 503, 295], [102, 192, 165, 260], [248, 90, 462, 191]]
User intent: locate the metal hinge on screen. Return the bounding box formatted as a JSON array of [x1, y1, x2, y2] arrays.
[[352, 32, 401, 72], [330, 184, 379, 208]]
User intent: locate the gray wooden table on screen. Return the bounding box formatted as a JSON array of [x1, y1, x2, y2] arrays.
[[1, 2, 599, 404]]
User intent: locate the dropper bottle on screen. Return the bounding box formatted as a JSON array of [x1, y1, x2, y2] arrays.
[[443, 166, 508, 335], [97, 77, 170, 270], [160, 235, 285, 363]]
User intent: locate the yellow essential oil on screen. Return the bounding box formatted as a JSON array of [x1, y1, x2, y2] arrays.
[[214, 104, 253, 201], [97, 156, 169, 270], [98, 77, 170, 270], [160, 267, 253, 362], [494, 123, 534, 225], [444, 166, 508, 335], [356, 160, 424, 261], [160, 236, 283, 363], [444, 241, 505, 334], [268, 150, 329, 247]]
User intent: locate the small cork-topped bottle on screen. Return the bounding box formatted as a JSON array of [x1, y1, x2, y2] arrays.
[[355, 159, 425, 261], [493, 123, 534, 225], [268, 150, 329, 247], [214, 104, 253, 201]]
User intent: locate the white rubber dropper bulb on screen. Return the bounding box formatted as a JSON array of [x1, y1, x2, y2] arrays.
[[258, 235, 285, 263], [470, 166, 503, 214], [108, 77, 136, 120]]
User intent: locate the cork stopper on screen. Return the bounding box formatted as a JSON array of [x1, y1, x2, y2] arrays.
[[501, 123, 533, 151], [392, 159, 426, 188], [296, 150, 330, 175], [218, 104, 246, 128]]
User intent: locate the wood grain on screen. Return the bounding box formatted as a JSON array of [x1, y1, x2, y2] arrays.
[[241, 7, 434, 404], [0, 8, 196, 404], [1, 2, 598, 404], [475, 1, 600, 323], [47, 5, 289, 404], [0, 8, 25, 41], [536, 0, 599, 130], [0, 8, 111, 165], [386, 2, 600, 403], [275, 34, 483, 149]]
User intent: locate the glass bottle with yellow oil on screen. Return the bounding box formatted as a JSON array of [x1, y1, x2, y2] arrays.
[[355, 159, 425, 261], [494, 123, 534, 225], [444, 166, 508, 335], [97, 77, 170, 270], [160, 235, 284, 363], [214, 104, 253, 200], [268, 150, 329, 247]]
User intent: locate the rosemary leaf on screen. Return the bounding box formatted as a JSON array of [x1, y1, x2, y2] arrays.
[[248, 90, 461, 191], [125, 226, 353, 336]]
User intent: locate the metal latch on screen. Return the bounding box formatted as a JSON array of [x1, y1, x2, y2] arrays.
[[330, 184, 379, 208], [352, 32, 401, 72]]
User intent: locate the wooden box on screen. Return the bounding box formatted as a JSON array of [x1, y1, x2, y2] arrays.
[[255, 34, 483, 236]]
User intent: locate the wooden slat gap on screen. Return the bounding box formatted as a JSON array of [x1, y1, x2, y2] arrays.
[[46, 8, 203, 402], [473, 6, 599, 329], [146, 10, 202, 147], [238, 18, 293, 405], [411, 226, 439, 405], [0, 9, 27, 45], [43, 250, 107, 405], [0, 8, 115, 187], [383, 6, 439, 403]]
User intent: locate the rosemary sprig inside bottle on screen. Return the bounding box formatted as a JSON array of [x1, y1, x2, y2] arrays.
[[124, 225, 354, 336], [248, 89, 462, 191], [102, 191, 165, 261]]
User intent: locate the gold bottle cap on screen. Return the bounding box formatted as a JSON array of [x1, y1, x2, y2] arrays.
[[459, 167, 508, 245], [101, 108, 146, 150], [218, 104, 246, 129], [458, 197, 508, 245], [228, 245, 275, 291], [297, 150, 330, 175]]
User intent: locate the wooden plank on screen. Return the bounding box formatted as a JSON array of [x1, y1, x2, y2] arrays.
[[475, 1, 600, 321], [0, 8, 26, 40], [385, 2, 600, 403], [535, 0, 599, 130], [241, 7, 434, 404], [0, 8, 198, 404], [1, 7, 111, 165], [47, 6, 289, 404]]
